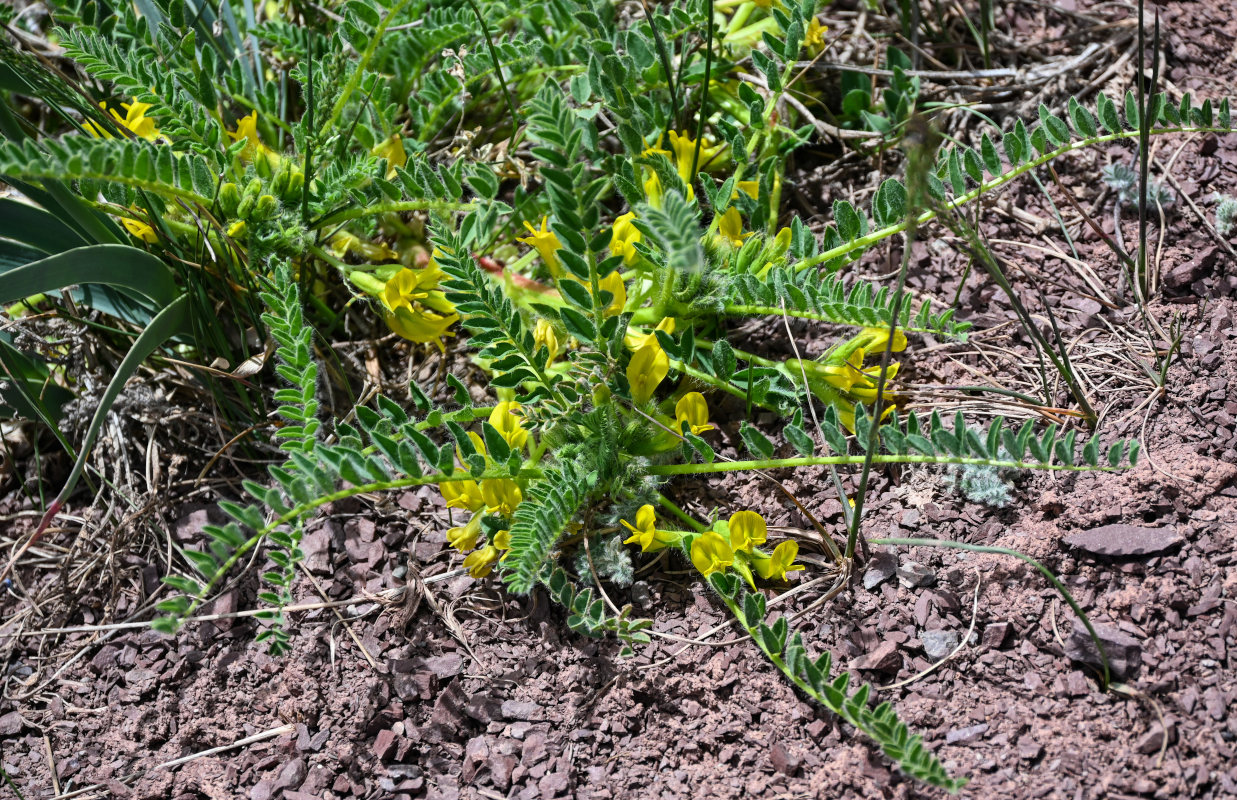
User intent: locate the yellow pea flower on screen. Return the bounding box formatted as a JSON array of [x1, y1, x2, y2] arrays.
[[227, 111, 279, 168], [382, 266, 460, 350], [619, 504, 679, 553], [751, 540, 805, 581], [371, 133, 407, 178], [121, 215, 158, 244], [463, 545, 499, 579], [667, 131, 725, 181], [446, 513, 483, 553], [517, 217, 563, 275], [534, 318, 560, 363], [488, 401, 529, 449], [854, 326, 908, 355], [492, 529, 512, 555], [728, 510, 768, 553], [627, 339, 669, 406], [674, 392, 715, 435], [716, 207, 752, 248], [386, 307, 458, 349], [690, 530, 734, 577], [85, 99, 162, 142], [481, 479, 523, 516], [595, 270, 628, 316], [611, 212, 643, 266], [625, 316, 675, 350], [441, 479, 485, 513], [805, 18, 829, 53]]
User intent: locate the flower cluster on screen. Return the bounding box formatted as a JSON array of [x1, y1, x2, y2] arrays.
[[618, 506, 803, 588], [790, 327, 908, 431], [689, 510, 803, 587], [439, 402, 531, 578], [517, 216, 628, 316], [84, 98, 162, 142], [381, 264, 460, 350]]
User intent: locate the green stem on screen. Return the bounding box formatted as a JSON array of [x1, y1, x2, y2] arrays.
[[316, 199, 478, 227], [720, 304, 963, 337], [655, 492, 708, 532], [465, 0, 521, 154], [647, 454, 1124, 476], [793, 126, 1232, 274], [323, 0, 415, 137]]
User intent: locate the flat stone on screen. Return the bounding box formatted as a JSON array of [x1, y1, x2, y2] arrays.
[[945, 723, 988, 745], [274, 758, 306, 791], [1064, 619, 1141, 680], [863, 551, 898, 591], [1135, 723, 1176, 754], [373, 729, 398, 761], [1062, 524, 1184, 558], [500, 700, 542, 721], [769, 742, 800, 776], [897, 561, 936, 589], [982, 622, 1012, 649], [921, 629, 959, 661], [1017, 739, 1043, 760], [0, 712, 24, 736], [848, 641, 901, 673]]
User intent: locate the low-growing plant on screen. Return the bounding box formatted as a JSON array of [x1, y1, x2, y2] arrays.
[[2, 0, 1233, 791]]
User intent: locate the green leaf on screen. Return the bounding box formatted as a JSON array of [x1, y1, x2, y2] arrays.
[[1097, 92, 1121, 133], [979, 133, 1001, 175], [711, 339, 736, 381], [1038, 104, 1071, 145], [559, 306, 595, 342], [1068, 97, 1097, 138], [739, 422, 775, 459]]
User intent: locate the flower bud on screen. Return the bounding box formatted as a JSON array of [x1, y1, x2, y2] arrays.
[[251, 194, 279, 221], [219, 182, 241, 216]]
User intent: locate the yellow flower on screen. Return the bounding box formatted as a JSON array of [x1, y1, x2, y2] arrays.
[[517, 217, 563, 275], [627, 340, 669, 406], [481, 479, 523, 516], [85, 99, 161, 141], [611, 212, 643, 266], [728, 510, 767, 553], [619, 504, 679, 553], [463, 545, 499, 579], [736, 180, 761, 200], [441, 479, 485, 513], [847, 361, 901, 403], [382, 266, 460, 350], [492, 529, 511, 551], [854, 326, 908, 355], [386, 308, 457, 350], [121, 215, 158, 243], [446, 513, 483, 553], [371, 134, 407, 178], [690, 530, 734, 577], [667, 131, 724, 181], [625, 317, 675, 350], [488, 401, 529, 449], [805, 18, 829, 53], [227, 111, 279, 168], [534, 318, 560, 363], [751, 540, 805, 581], [716, 207, 752, 248], [674, 392, 715, 435], [594, 270, 628, 317]]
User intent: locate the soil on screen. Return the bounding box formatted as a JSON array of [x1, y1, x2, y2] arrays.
[[3, 1, 1237, 799]]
